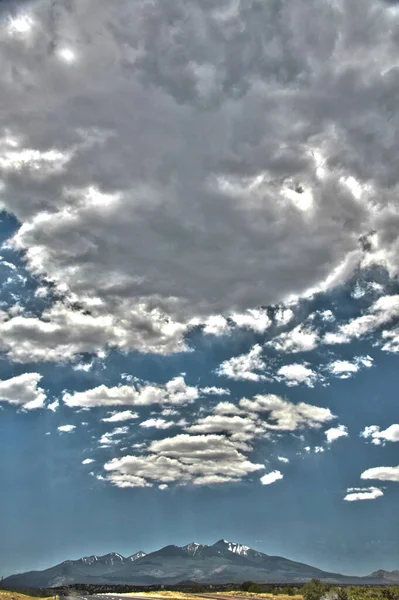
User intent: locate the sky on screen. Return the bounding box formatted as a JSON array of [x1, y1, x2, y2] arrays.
[[1, 0, 399, 581]]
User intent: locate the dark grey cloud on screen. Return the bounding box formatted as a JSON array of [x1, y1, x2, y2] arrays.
[[1, 0, 399, 356]]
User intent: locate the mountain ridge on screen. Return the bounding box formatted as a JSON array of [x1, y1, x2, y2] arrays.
[[3, 539, 396, 588]]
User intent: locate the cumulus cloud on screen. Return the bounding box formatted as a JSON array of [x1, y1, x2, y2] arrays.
[[239, 394, 335, 431], [275, 308, 294, 327], [325, 424, 349, 443], [268, 325, 319, 353], [140, 418, 175, 430], [99, 426, 129, 446], [277, 456, 290, 463], [361, 466, 399, 482], [361, 424, 399, 445], [63, 376, 198, 408], [103, 433, 265, 487], [230, 309, 271, 334], [215, 344, 267, 382], [58, 424, 76, 433], [1, 0, 399, 360], [327, 356, 373, 378], [201, 386, 231, 396], [0, 372, 46, 410], [102, 410, 139, 422], [82, 458, 95, 465], [324, 296, 399, 347], [344, 486, 384, 502], [277, 363, 318, 387], [260, 470, 283, 485]]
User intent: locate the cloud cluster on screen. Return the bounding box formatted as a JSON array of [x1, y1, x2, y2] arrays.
[[361, 424, 399, 445], [103, 434, 265, 487], [0, 372, 46, 410], [99, 391, 335, 487], [215, 344, 268, 382], [361, 466, 399, 482], [344, 487, 383, 502], [1, 0, 399, 358], [63, 376, 198, 408]]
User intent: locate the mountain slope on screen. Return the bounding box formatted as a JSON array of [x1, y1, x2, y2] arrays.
[[3, 540, 380, 588]]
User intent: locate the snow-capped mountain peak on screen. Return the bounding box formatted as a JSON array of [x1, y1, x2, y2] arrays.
[[182, 542, 207, 556], [81, 555, 99, 564], [214, 539, 252, 556], [129, 551, 146, 561]]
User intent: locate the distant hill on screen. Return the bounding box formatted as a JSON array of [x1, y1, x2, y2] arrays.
[[369, 569, 399, 584], [2, 539, 385, 588]]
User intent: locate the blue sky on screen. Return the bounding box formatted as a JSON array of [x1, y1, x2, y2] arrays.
[[1, 0, 399, 582]]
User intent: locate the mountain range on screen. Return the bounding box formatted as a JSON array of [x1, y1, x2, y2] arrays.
[[3, 539, 397, 588]]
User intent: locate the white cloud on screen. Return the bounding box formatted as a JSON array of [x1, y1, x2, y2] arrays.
[[325, 424, 349, 444], [213, 401, 243, 415], [268, 325, 319, 353], [361, 466, 399, 482], [275, 308, 294, 327], [186, 414, 261, 441], [327, 355, 373, 378], [324, 296, 399, 347], [58, 424, 76, 433], [47, 399, 59, 412], [0, 373, 46, 410], [201, 386, 231, 396], [103, 433, 264, 488], [99, 426, 129, 446], [203, 315, 230, 336], [102, 410, 139, 423], [82, 458, 95, 465], [277, 363, 318, 387], [216, 344, 267, 382], [260, 470, 283, 485], [277, 456, 289, 463], [361, 424, 399, 446], [240, 394, 335, 431], [230, 308, 271, 333], [140, 418, 175, 430], [63, 376, 198, 408], [344, 487, 384, 502]]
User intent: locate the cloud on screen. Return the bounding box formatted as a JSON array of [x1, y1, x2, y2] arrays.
[[47, 399, 59, 412], [277, 456, 289, 463], [327, 356, 373, 379], [239, 394, 335, 431], [99, 426, 129, 446], [186, 414, 262, 441], [103, 433, 264, 488], [361, 424, 399, 445], [82, 458, 95, 465], [230, 309, 271, 334], [201, 386, 231, 396], [275, 308, 294, 327], [344, 487, 384, 502], [260, 470, 283, 485], [0, 372, 46, 410], [102, 410, 139, 422], [277, 363, 318, 387], [324, 296, 399, 347], [268, 325, 319, 353], [213, 401, 243, 415], [361, 466, 399, 482], [58, 424, 76, 433], [63, 376, 198, 408], [140, 418, 175, 430], [215, 344, 267, 382], [325, 424, 349, 443], [2, 0, 399, 358]]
